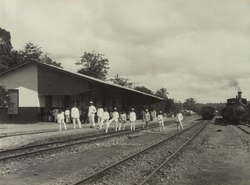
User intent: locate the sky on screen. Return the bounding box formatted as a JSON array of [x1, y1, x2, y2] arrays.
[[1, 0, 250, 103]]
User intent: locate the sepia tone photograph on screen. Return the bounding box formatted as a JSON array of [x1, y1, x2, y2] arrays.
[[0, 0, 250, 184]]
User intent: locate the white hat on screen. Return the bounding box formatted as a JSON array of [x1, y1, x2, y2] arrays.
[[114, 107, 117, 110], [131, 108, 134, 111], [89, 101, 93, 104]]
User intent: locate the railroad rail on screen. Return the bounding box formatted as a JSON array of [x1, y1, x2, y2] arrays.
[[73, 119, 208, 185], [0, 129, 58, 138], [138, 120, 209, 185], [0, 124, 161, 161], [235, 124, 250, 134]]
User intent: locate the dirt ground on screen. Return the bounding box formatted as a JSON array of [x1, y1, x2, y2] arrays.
[[0, 118, 200, 185], [156, 120, 250, 185]]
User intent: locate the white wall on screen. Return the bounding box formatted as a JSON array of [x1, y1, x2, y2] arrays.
[[0, 63, 40, 107]]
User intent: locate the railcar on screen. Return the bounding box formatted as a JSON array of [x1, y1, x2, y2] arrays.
[[200, 106, 215, 120]]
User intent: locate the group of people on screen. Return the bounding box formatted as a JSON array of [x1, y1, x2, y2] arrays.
[[88, 102, 137, 133], [55, 101, 184, 133]]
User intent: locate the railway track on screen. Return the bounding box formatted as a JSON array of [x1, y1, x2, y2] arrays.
[[0, 128, 58, 138], [235, 124, 250, 134], [0, 124, 162, 161], [0, 117, 201, 161], [73, 119, 209, 185]]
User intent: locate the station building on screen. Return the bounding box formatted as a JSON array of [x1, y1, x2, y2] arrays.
[[0, 61, 162, 123]]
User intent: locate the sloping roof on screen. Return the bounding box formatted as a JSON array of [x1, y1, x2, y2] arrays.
[[0, 61, 163, 101]]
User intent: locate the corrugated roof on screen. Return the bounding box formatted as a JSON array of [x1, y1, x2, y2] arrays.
[[0, 61, 163, 100]]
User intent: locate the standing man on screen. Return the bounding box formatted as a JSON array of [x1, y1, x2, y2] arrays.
[[52, 108, 59, 123], [71, 103, 82, 129], [88, 101, 97, 128], [158, 111, 165, 132], [57, 109, 67, 131], [141, 109, 146, 129], [129, 108, 137, 131], [65, 107, 70, 124], [120, 111, 127, 130], [144, 109, 151, 130], [108, 107, 119, 131], [176, 111, 184, 130], [97, 105, 104, 127]]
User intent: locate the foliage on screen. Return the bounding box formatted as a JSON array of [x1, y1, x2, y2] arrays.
[[0, 28, 14, 71], [154, 88, 169, 100], [19, 42, 62, 68], [134, 86, 153, 95], [151, 98, 182, 115], [0, 86, 9, 108], [183, 97, 196, 111], [110, 74, 133, 88], [76, 51, 109, 80], [0, 27, 62, 72]]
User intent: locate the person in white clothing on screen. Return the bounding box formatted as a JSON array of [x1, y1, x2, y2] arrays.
[[108, 107, 119, 131], [157, 111, 165, 132], [176, 112, 184, 130], [99, 108, 110, 130], [97, 105, 104, 127], [129, 108, 137, 131], [57, 109, 67, 131], [71, 103, 82, 129], [102, 108, 110, 133], [120, 111, 127, 130], [144, 109, 151, 130], [64, 107, 70, 123], [88, 101, 97, 128]]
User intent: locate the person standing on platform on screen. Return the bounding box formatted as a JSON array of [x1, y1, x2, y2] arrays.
[[144, 109, 151, 130], [88, 101, 97, 128], [176, 112, 184, 130], [57, 109, 67, 131], [108, 107, 119, 131], [71, 103, 82, 129], [120, 111, 127, 130], [65, 107, 70, 124], [102, 108, 110, 132], [129, 108, 137, 131], [157, 111, 165, 132], [97, 105, 104, 127], [52, 108, 59, 122], [141, 109, 146, 129]]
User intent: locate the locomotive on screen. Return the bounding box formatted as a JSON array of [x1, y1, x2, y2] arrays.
[[222, 91, 250, 123]]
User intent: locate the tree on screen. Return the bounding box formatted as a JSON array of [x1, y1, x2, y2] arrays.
[[20, 42, 62, 68], [76, 51, 109, 80], [110, 74, 133, 87], [134, 85, 153, 95], [0, 27, 62, 71], [154, 88, 169, 100], [0, 28, 14, 71], [0, 86, 9, 108], [183, 97, 196, 111]]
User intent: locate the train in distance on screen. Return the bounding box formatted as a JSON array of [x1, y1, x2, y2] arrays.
[[222, 91, 250, 124]]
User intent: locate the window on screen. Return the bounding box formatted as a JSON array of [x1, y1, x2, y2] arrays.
[[8, 89, 19, 115]]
